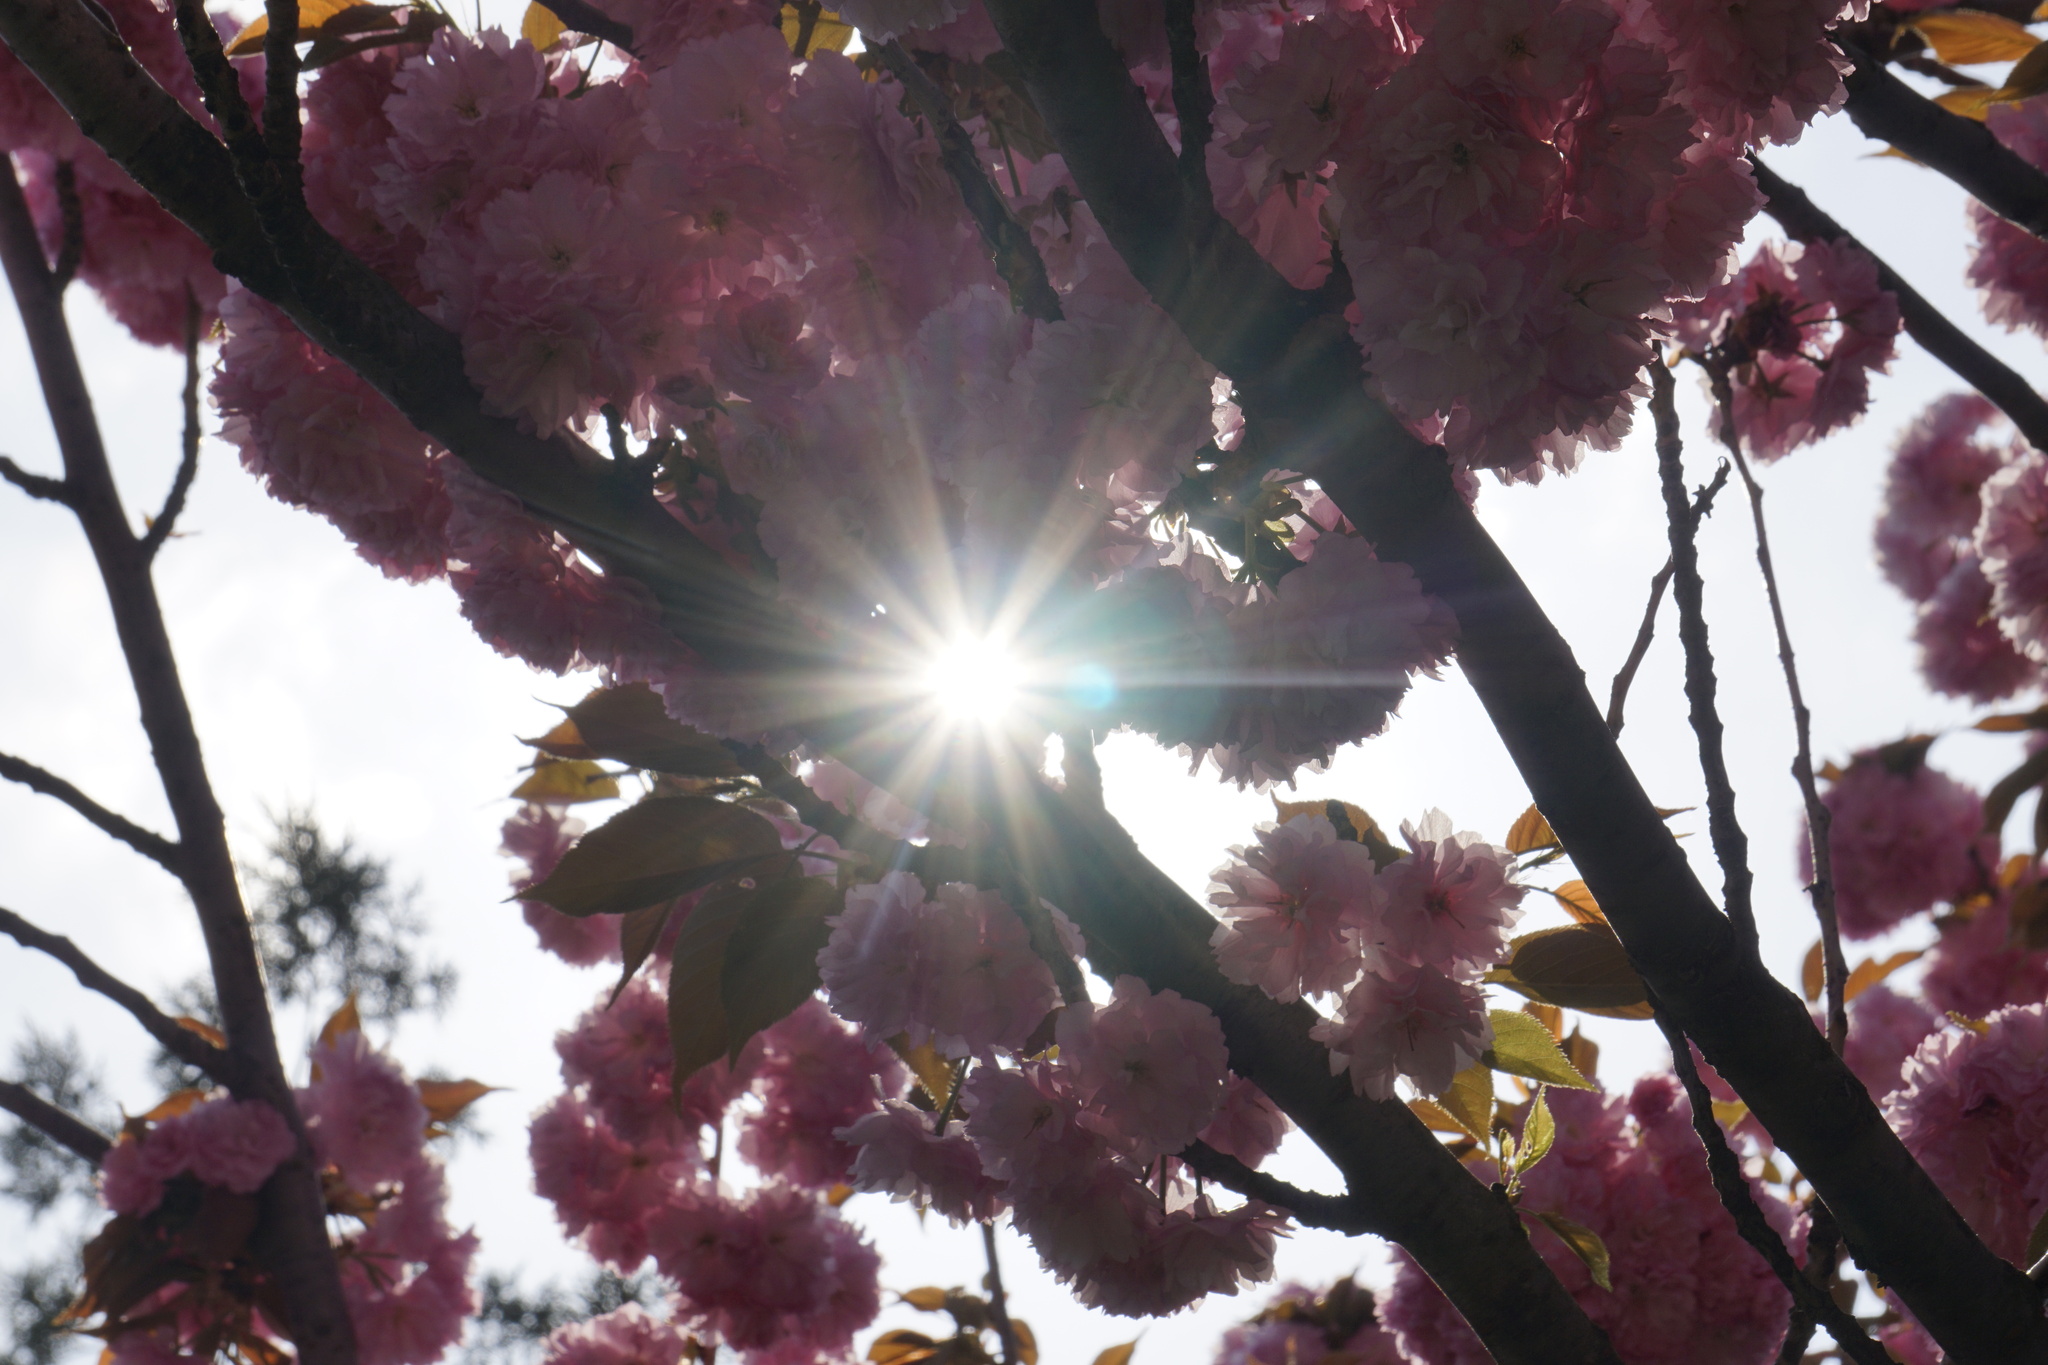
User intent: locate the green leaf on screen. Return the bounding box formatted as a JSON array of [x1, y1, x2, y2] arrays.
[[1483, 1010, 1595, 1090], [667, 889, 752, 1087], [559, 685, 746, 777], [511, 757, 620, 805], [1438, 1061, 1494, 1142], [1533, 1210, 1612, 1291], [1484, 923, 1653, 1020], [1520, 1088, 1556, 1174], [720, 876, 843, 1061], [520, 0, 565, 48], [521, 795, 784, 918]]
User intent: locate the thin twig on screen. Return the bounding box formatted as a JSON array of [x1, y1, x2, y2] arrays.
[[1163, 0, 1213, 201], [1649, 357, 1759, 957], [1779, 1197, 1848, 1365], [872, 42, 1062, 323], [0, 1078, 111, 1164], [1607, 466, 1731, 737], [980, 1222, 1020, 1365], [141, 292, 203, 560], [0, 453, 70, 504], [261, 0, 305, 209], [1751, 156, 2048, 452], [1655, 1009, 1893, 1365], [0, 904, 238, 1085], [0, 749, 183, 872], [1703, 361, 1849, 1053], [537, 0, 636, 50], [1178, 1140, 1370, 1233], [50, 159, 81, 289]]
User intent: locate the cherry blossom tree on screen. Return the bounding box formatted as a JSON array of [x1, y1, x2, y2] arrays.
[[15, 0, 2048, 1363]]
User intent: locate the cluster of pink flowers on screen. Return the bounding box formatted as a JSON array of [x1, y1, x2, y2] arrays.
[[1802, 745, 1992, 939], [1970, 100, 2048, 340], [1670, 237, 1900, 460], [1381, 1076, 1795, 1365], [99, 1097, 297, 1217], [1209, 811, 1522, 1098], [1213, 1281, 1403, 1365]]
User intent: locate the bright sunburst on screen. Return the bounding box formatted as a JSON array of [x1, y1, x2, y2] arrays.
[[922, 635, 1022, 724]]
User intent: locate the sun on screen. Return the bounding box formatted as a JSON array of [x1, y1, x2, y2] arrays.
[[922, 635, 1022, 724]]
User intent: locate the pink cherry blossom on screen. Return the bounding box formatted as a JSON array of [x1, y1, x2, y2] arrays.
[[542, 1306, 693, 1365], [1914, 556, 2037, 704], [1310, 962, 1492, 1100], [1360, 811, 1524, 979], [1803, 746, 1992, 939], [838, 1100, 1008, 1224], [1198, 1075, 1290, 1170], [179, 1098, 298, 1195], [302, 1029, 431, 1189], [1922, 890, 2048, 1021], [1055, 975, 1232, 1164], [1978, 448, 2048, 663], [1877, 394, 2013, 604], [1208, 814, 1378, 1002], [1835, 984, 1939, 1101], [739, 998, 904, 1190]]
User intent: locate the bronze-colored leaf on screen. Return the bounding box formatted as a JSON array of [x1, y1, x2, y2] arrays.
[[721, 876, 842, 1061], [1522, 1001, 1564, 1040], [1011, 1319, 1039, 1365], [1560, 1026, 1600, 1083], [1532, 1211, 1612, 1291], [319, 995, 361, 1047], [416, 1079, 499, 1124], [779, 3, 855, 57], [900, 1288, 949, 1312], [521, 0, 566, 48], [2011, 877, 2048, 951], [668, 889, 753, 1087], [1947, 1009, 1991, 1035], [137, 1090, 209, 1123], [869, 1330, 940, 1365], [512, 757, 620, 805], [1091, 1343, 1138, 1365], [1546, 880, 1607, 926], [1484, 924, 1652, 1019], [1975, 705, 2048, 732], [1483, 1010, 1595, 1090], [1711, 1099, 1750, 1129], [613, 899, 682, 1004], [522, 795, 784, 918], [1272, 797, 1403, 868], [525, 716, 593, 759], [890, 1035, 959, 1110], [562, 685, 745, 777], [1844, 950, 1924, 1002], [1505, 804, 1558, 854], [827, 1182, 854, 1207], [1800, 939, 1825, 1004], [1408, 1097, 1469, 1135], [172, 1016, 225, 1048], [2003, 37, 2048, 101], [223, 0, 371, 54], [1913, 10, 2040, 65]]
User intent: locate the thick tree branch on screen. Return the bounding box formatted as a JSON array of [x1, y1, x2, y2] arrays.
[[0, 904, 237, 1084], [0, 1077, 111, 1164], [1841, 43, 2048, 239], [1179, 1140, 1372, 1234], [1751, 156, 2048, 452], [0, 452, 71, 503], [1703, 363, 1850, 1054], [872, 42, 1062, 323], [1650, 359, 1758, 958], [980, 4, 2048, 1360], [0, 748, 183, 872], [1163, 0, 1212, 200], [1655, 1010, 1892, 1365]]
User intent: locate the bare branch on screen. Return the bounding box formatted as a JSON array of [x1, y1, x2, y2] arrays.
[[979, 1223, 1021, 1365], [1751, 156, 2048, 452], [1179, 1140, 1372, 1234], [140, 292, 204, 560], [1654, 1009, 1893, 1365], [0, 904, 237, 1086], [872, 42, 1063, 323], [1702, 362, 1850, 1054], [0, 749, 183, 873], [1841, 41, 2048, 239], [1163, 0, 1213, 201], [0, 453, 71, 504], [261, 0, 305, 212], [1650, 357, 1757, 956], [50, 159, 82, 289], [1607, 466, 1730, 737], [0, 1078, 111, 1164]]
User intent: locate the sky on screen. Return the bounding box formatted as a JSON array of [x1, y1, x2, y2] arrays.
[[5, 34, 2048, 1365]]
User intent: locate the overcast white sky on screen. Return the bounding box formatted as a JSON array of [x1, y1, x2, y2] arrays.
[[4, 44, 2047, 1365]]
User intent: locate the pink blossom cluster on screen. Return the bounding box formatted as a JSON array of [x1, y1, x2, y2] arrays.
[[1671, 237, 1899, 460], [1213, 1281, 1403, 1365], [1801, 746, 1992, 939], [503, 800, 622, 966], [1887, 1003, 2048, 1266], [1209, 811, 1522, 1097], [99, 1096, 297, 1217], [1873, 394, 2035, 703], [817, 872, 1059, 1057], [1382, 1076, 1796, 1365], [1921, 887, 2048, 1023], [1970, 100, 2048, 341]]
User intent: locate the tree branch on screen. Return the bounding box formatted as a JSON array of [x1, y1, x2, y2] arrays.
[[1654, 1009, 1893, 1365], [1607, 465, 1730, 737], [1751, 156, 2048, 452], [535, 0, 635, 54], [979, 4, 2048, 1359], [1163, 0, 1212, 200], [0, 904, 237, 1085], [0, 749, 183, 872], [872, 42, 1062, 323], [1178, 1140, 1372, 1234], [140, 293, 203, 559], [0, 1078, 111, 1164], [1841, 42, 2048, 239], [1702, 361, 1850, 1054], [0, 452, 71, 503], [1650, 358, 1757, 957]]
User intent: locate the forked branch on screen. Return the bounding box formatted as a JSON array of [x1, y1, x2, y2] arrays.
[[0, 749, 183, 873]]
